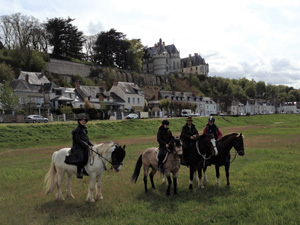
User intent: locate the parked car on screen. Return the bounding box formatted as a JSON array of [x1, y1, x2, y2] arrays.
[[126, 113, 139, 119], [24, 115, 48, 123]]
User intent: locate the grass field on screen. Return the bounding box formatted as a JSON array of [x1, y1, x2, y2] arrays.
[[0, 115, 300, 224]]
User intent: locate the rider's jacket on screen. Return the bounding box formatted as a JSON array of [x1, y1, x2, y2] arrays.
[[180, 123, 199, 143], [203, 124, 222, 140], [157, 125, 173, 149]]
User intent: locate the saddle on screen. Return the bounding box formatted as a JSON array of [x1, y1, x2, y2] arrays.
[[155, 148, 169, 163]]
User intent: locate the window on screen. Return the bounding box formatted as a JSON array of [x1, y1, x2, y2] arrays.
[[19, 97, 24, 104], [128, 97, 130, 103], [137, 98, 140, 104], [133, 97, 135, 104]]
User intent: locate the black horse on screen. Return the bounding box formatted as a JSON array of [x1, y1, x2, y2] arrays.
[[187, 133, 218, 190], [202, 133, 245, 186]]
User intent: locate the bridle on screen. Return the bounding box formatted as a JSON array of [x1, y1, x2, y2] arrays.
[[89, 144, 123, 170], [196, 139, 213, 160]]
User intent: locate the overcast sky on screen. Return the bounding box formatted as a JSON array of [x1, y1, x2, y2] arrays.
[[1, 0, 300, 89]]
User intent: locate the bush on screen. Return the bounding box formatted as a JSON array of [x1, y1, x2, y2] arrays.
[[86, 108, 98, 120], [72, 108, 85, 114], [16, 109, 25, 115]]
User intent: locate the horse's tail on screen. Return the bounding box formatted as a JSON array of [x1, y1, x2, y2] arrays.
[[43, 152, 57, 195], [131, 154, 142, 183]]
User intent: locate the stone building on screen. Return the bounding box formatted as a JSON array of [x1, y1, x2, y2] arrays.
[[142, 38, 181, 75]]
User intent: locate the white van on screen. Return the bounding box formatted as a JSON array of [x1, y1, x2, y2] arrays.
[[181, 109, 192, 117]]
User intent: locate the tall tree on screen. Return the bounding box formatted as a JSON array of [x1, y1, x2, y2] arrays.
[[44, 17, 85, 59], [94, 29, 130, 68], [126, 39, 144, 72], [0, 81, 19, 110], [0, 13, 41, 50]]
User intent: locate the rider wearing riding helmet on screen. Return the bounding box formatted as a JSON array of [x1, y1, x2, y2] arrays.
[[203, 116, 222, 141], [157, 119, 174, 172]]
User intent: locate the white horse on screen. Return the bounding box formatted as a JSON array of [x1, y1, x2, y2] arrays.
[[44, 141, 126, 202]]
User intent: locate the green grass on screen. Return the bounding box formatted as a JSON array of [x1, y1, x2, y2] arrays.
[[1, 114, 300, 150], [0, 114, 300, 224]]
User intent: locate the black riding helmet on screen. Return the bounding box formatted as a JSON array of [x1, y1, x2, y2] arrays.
[[77, 116, 88, 123], [162, 119, 170, 126], [208, 116, 215, 123]]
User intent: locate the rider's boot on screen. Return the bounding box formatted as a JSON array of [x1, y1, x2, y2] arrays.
[[82, 167, 89, 176], [158, 157, 164, 172], [77, 166, 83, 179]]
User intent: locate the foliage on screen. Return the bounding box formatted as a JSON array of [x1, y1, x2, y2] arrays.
[[72, 107, 85, 114], [44, 17, 85, 60], [126, 39, 144, 72], [60, 106, 73, 114], [0, 81, 19, 110], [0, 62, 15, 82], [15, 109, 25, 115], [72, 74, 95, 86], [83, 98, 94, 112], [29, 50, 46, 71], [94, 28, 130, 68]]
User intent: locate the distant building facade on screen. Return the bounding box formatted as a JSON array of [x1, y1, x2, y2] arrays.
[[142, 38, 181, 75], [181, 53, 209, 76]]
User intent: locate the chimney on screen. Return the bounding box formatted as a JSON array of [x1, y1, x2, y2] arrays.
[[41, 70, 44, 76], [113, 81, 118, 86], [75, 80, 80, 89], [25, 74, 29, 83], [155, 88, 159, 100], [192, 91, 197, 97]]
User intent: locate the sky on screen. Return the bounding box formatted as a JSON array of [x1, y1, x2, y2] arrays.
[[1, 0, 300, 89]]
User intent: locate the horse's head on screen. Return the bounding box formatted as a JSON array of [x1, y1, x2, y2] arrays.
[[111, 144, 126, 171], [172, 137, 183, 156], [204, 133, 218, 156], [234, 133, 245, 156]]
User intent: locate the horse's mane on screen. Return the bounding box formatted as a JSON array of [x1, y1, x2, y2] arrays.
[[94, 141, 115, 154], [222, 133, 243, 142]]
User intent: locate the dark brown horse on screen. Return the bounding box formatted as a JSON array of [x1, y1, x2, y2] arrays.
[[188, 134, 218, 189], [131, 138, 182, 196], [203, 133, 245, 186]]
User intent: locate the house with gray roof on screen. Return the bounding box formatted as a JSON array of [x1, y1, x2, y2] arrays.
[[109, 81, 145, 112]]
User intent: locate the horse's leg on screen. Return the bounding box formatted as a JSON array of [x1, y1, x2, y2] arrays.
[[166, 175, 172, 196], [225, 163, 230, 186], [86, 173, 96, 202], [95, 172, 103, 201], [197, 167, 204, 189], [56, 169, 65, 201], [149, 169, 157, 189], [173, 172, 178, 195], [143, 166, 149, 193], [215, 165, 220, 185], [66, 171, 74, 199], [189, 167, 195, 190], [203, 166, 208, 182]]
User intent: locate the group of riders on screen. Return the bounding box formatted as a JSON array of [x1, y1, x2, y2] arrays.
[[157, 116, 222, 172], [66, 115, 222, 178]]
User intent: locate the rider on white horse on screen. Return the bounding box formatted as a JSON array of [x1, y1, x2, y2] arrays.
[[65, 116, 93, 179]]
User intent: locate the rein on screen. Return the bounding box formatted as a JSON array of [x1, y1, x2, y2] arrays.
[[229, 151, 238, 163], [196, 140, 212, 160], [89, 146, 115, 170]]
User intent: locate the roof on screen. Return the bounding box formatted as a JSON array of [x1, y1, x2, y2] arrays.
[[117, 82, 142, 94], [110, 92, 125, 103], [18, 71, 50, 85], [145, 38, 179, 58], [181, 54, 207, 67]]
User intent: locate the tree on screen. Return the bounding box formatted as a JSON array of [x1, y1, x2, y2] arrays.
[[94, 29, 130, 68], [126, 39, 144, 72], [256, 81, 266, 98], [0, 62, 15, 83], [0, 13, 42, 50], [83, 34, 97, 62], [0, 81, 19, 110], [44, 17, 85, 59], [29, 50, 46, 71], [159, 98, 171, 116]]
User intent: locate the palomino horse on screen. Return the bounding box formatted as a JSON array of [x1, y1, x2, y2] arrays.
[[44, 141, 126, 202], [203, 133, 245, 186], [188, 134, 218, 190], [131, 138, 182, 196]]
